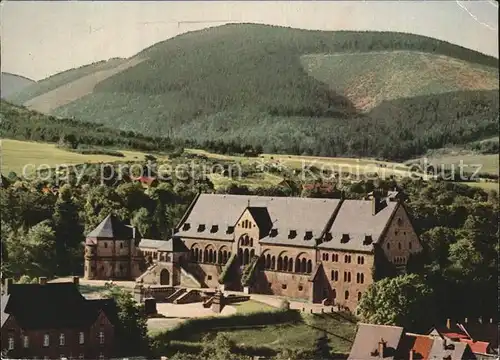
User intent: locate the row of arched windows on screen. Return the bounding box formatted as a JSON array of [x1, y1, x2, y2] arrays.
[[239, 235, 254, 247], [241, 220, 253, 229], [394, 256, 406, 264], [262, 254, 313, 274], [322, 253, 365, 265], [190, 247, 231, 265]]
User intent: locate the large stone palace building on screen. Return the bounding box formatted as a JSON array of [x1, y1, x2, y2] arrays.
[[84, 191, 423, 310]]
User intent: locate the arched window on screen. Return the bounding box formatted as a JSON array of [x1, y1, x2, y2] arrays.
[[250, 238, 253, 247], [361, 273, 364, 284], [332, 289, 336, 299], [306, 260, 312, 274], [345, 291, 349, 300], [204, 249, 208, 263], [283, 256, 289, 271], [398, 242, 402, 250], [238, 248, 243, 261], [271, 256, 276, 270], [295, 258, 301, 273], [277, 257, 283, 271], [409, 242, 412, 250], [250, 249, 255, 259], [288, 258, 293, 272], [301, 258, 307, 273], [358, 292, 362, 301], [266, 254, 271, 269]]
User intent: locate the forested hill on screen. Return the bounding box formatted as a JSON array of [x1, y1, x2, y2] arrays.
[[8, 24, 499, 161], [1, 72, 35, 99]]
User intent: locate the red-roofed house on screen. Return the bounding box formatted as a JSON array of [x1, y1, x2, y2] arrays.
[[429, 318, 498, 358]]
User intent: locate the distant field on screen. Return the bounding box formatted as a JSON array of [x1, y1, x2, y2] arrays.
[[1, 139, 157, 176], [423, 154, 498, 175], [460, 181, 499, 191]]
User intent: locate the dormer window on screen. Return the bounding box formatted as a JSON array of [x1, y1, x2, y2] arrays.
[[210, 225, 219, 233], [341, 233, 350, 243], [363, 235, 373, 245], [288, 230, 297, 239], [304, 231, 313, 240], [270, 228, 278, 237], [226, 226, 234, 234], [324, 232, 333, 242], [197, 224, 205, 232], [182, 223, 191, 231]]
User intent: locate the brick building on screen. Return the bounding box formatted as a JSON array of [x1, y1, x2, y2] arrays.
[[84, 191, 422, 309], [1, 277, 117, 360]]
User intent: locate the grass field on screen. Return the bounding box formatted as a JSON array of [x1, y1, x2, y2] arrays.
[[1, 139, 159, 176], [459, 181, 499, 191], [169, 312, 356, 355], [232, 300, 276, 314], [420, 154, 498, 175]]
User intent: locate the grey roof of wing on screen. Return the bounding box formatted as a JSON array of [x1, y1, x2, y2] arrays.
[[319, 200, 397, 251]]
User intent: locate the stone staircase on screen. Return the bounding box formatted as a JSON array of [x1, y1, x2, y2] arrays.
[[165, 288, 186, 303], [174, 289, 202, 304], [136, 263, 158, 283], [180, 265, 203, 288], [202, 296, 215, 308]]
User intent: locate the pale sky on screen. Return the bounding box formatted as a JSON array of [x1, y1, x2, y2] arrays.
[[1, 1, 498, 81]]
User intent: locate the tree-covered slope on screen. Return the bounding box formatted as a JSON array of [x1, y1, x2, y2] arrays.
[[1, 72, 35, 99], [9, 24, 499, 160]]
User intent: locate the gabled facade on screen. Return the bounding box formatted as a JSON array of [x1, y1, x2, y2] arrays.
[[1, 277, 117, 360], [124, 191, 423, 309]]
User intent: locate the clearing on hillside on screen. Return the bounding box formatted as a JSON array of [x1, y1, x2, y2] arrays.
[[301, 51, 499, 111]]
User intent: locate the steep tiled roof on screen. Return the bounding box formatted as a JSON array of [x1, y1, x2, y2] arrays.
[[157, 237, 189, 252], [348, 323, 405, 360], [318, 200, 398, 252], [461, 339, 491, 355], [400, 333, 435, 359], [86, 214, 135, 239], [139, 239, 168, 249], [175, 194, 398, 251], [247, 207, 273, 238], [176, 194, 340, 246], [1, 282, 118, 330], [428, 337, 472, 359]]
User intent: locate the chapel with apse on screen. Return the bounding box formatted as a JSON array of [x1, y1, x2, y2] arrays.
[[84, 190, 422, 309]]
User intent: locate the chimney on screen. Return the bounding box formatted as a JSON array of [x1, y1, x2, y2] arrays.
[[73, 276, 79, 286], [4, 278, 13, 295], [39, 277, 47, 285], [446, 318, 451, 329], [378, 338, 386, 358]]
